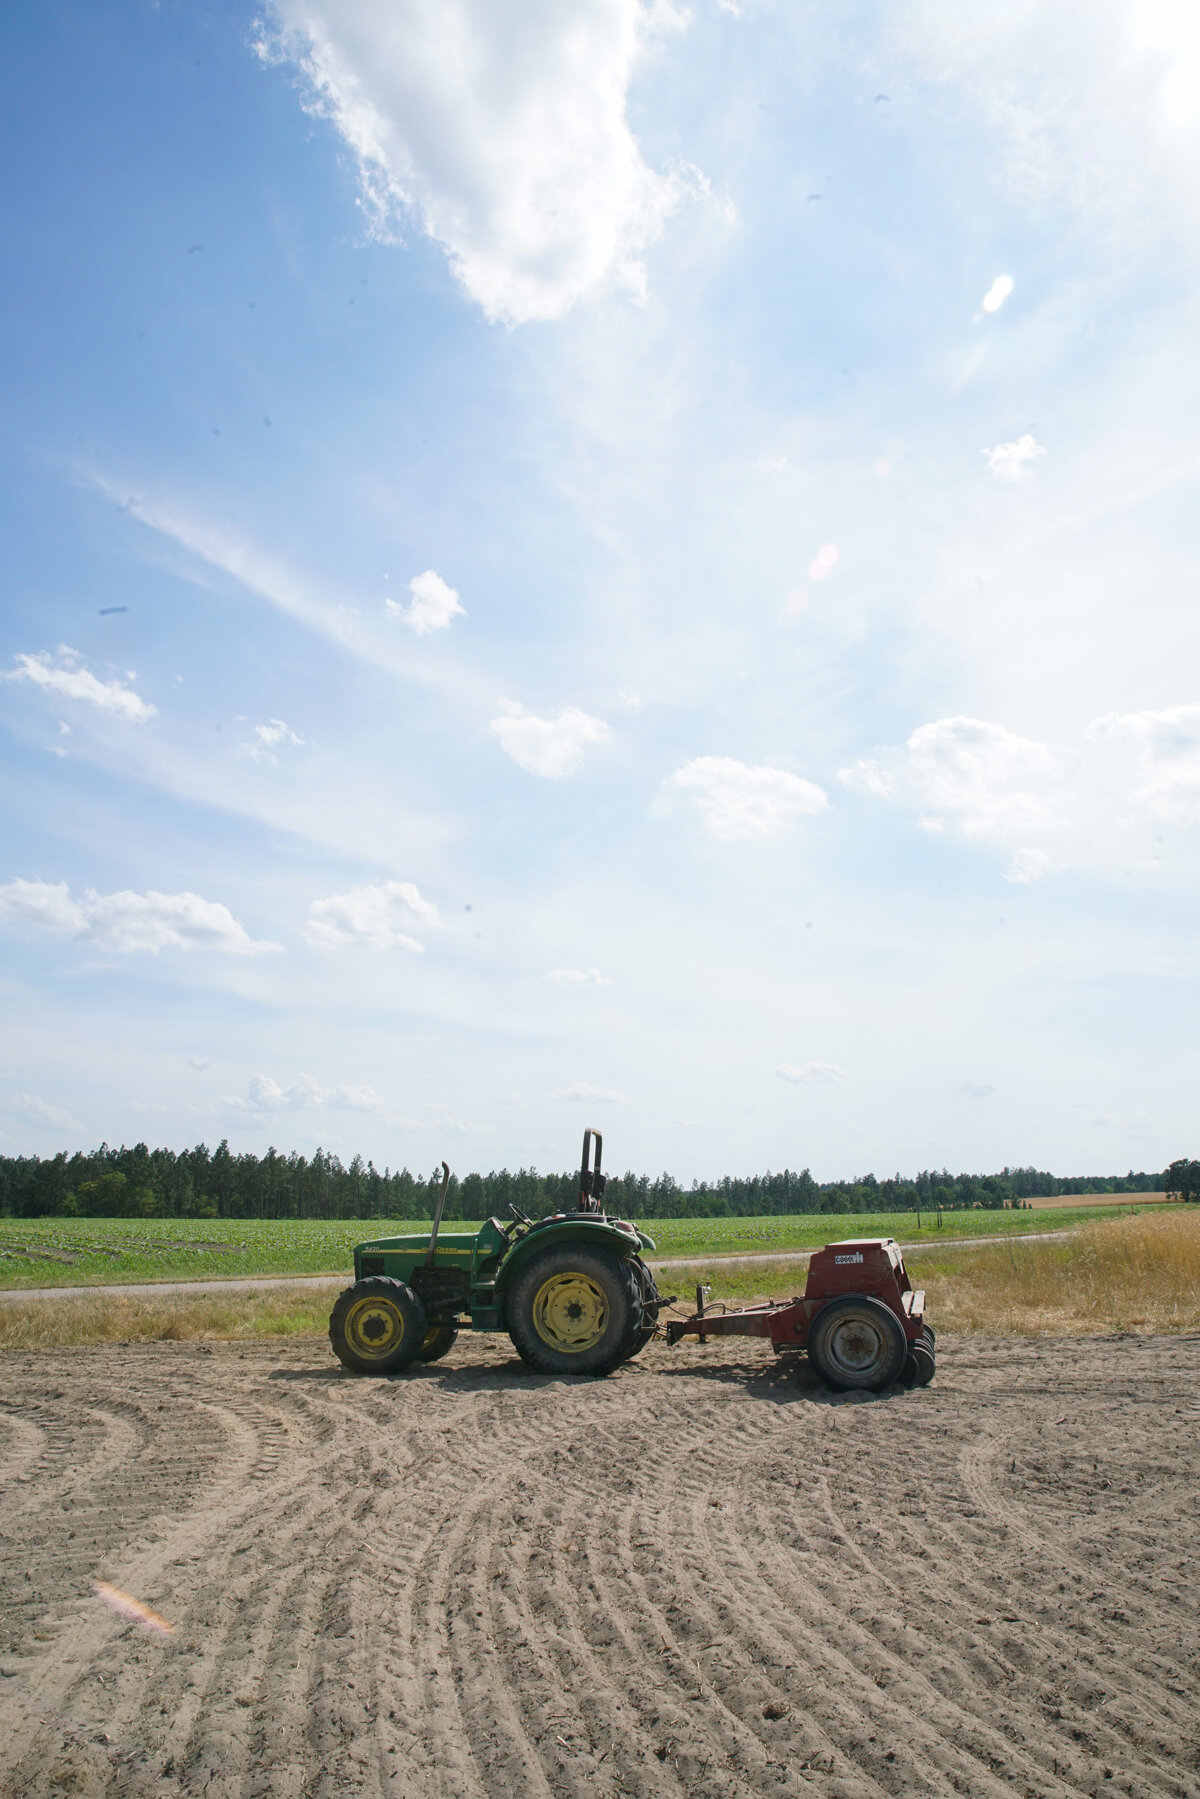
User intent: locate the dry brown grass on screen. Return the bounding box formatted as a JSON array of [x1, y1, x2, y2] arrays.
[[662, 1208, 1200, 1338], [0, 1283, 336, 1351], [905, 1206, 1200, 1335]]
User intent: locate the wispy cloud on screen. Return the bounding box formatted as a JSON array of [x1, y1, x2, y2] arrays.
[[11, 1093, 82, 1131], [775, 1062, 847, 1085], [225, 1073, 384, 1114], [490, 703, 612, 777], [660, 757, 828, 841], [241, 718, 305, 762], [257, 0, 689, 324], [5, 648, 155, 723], [984, 433, 1045, 480], [91, 480, 492, 706], [554, 1081, 628, 1103], [0, 879, 277, 955], [543, 967, 612, 987], [304, 880, 438, 950], [386, 570, 464, 635]]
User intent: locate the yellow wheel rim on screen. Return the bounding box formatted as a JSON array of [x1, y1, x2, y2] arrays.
[[531, 1271, 609, 1354], [344, 1295, 406, 1360]]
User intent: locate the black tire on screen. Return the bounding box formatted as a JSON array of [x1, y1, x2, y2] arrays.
[[617, 1257, 659, 1363], [901, 1329, 937, 1387], [329, 1276, 427, 1376], [506, 1244, 640, 1377], [416, 1324, 458, 1364], [807, 1295, 907, 1393]]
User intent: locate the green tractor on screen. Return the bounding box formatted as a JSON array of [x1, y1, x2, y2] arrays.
[[329, 1131, 664, 1378]]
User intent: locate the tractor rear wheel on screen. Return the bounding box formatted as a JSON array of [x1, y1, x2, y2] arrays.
[[417, 1325, 458, 1363], [617, 1257, 659, 1362], [507, 1245, 640, 1377], [807, 1295, 907, 1392], [329, 1276, 427, 1376]]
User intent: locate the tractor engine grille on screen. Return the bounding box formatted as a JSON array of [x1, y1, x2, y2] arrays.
[[410, 1265, 471, 1312]]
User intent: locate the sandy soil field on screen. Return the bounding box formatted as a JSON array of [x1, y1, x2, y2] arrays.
[[1, 1330, 1198, 1799]]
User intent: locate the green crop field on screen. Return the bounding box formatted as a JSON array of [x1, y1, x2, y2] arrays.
[[0, 1203, 1170, 1291]]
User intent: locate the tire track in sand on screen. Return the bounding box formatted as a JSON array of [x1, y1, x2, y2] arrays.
[[2, 1334, 1199, 1799]]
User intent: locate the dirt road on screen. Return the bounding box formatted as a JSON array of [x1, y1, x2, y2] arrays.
[[2, 1331, 1198, 1798]]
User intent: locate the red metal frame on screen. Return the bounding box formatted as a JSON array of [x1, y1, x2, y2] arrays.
[[665, 1239, 926, 1348]]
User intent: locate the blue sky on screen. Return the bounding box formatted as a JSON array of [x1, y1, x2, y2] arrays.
[[2, 0, 1198, 1181]]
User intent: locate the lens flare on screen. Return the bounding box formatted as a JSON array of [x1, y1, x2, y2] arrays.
[[982, 274, 1014, 313], [93, 1581, 175, 1637]]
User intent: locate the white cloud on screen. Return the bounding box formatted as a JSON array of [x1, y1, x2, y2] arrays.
[[1085, 702, 1200, 824], [842, 718, 1063, 844], [259, 0, 687, 325], [305, 879, 438, 950], [660, 756, 828, 841], [543, 967, 612, 986], [386, 570, 465, 635], [842, 703, 1200, 876], [808, 543, 840, 580], [554, 1082, 628, 1102], [490, 703, 612, 777], [228, 1074, 384, 1114], [5, 648, 155, 723], [775, 1062, 847, 1085], [1132, 1, 1200, 126], [984, 433, 1046, 480], [959, 1082, 996, 1099], [1005, 847, 1052, 884], [242, 718, 305, 762], [12, 1093, 82, 1131], [0, 879, 277, 955], [981, 273, 1014, 313]]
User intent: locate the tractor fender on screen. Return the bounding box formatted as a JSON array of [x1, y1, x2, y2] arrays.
[[494, 1218, 645, 1295]]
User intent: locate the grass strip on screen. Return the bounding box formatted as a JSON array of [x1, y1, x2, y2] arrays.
[[0, 1284, 337, 1351], [3, 1210, 1196, 1349], [0, 1202, 1177, 1290]]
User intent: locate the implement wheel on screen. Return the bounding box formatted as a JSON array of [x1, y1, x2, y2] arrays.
[[417, 1325, 458, 1364], [329, 1276, 427, 1376], [507, 1245, 640, 1377], [902, 1326, 937, 1388], [807, 1295, 907, 1393]]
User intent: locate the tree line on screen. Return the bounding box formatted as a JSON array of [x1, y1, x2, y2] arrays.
[[0, 1141, 1183, 1221]]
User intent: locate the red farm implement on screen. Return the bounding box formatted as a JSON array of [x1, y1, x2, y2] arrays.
[[665, 1238, 935, 1391]]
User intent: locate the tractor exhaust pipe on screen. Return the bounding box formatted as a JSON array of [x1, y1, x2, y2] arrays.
[[426, 1160, 451, 1267], [579, 1129, 605, 1212]]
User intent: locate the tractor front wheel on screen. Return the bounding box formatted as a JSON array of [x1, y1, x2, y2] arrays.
[[329, 1276, 427, 1376], [807, 1295, 907, 1393], [417, 1325, 458, 1364], [507, 1245, 640, 1377]]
